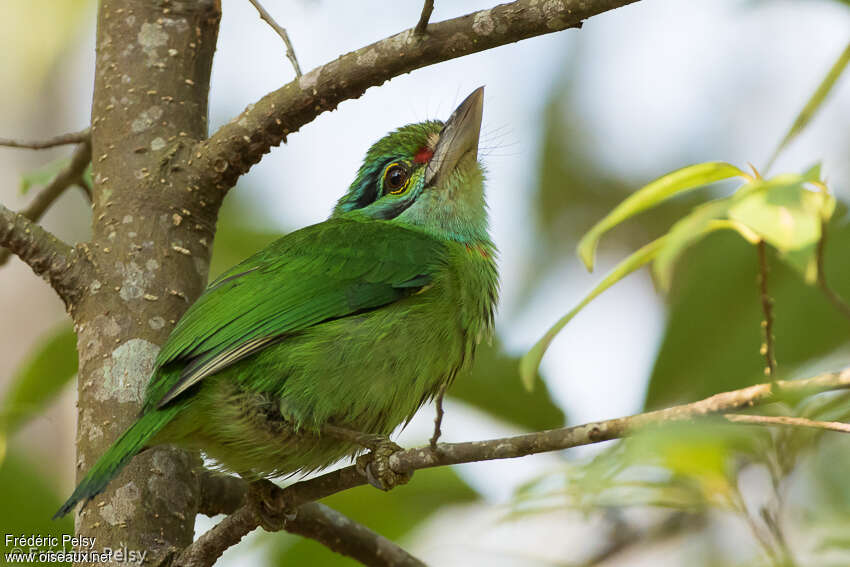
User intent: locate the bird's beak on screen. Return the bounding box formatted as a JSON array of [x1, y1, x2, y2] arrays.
[[424, 86, 484, 187]]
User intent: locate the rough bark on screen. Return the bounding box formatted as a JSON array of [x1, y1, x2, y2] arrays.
[[72, 0, 221, 564], [0, 204, 89, 309]]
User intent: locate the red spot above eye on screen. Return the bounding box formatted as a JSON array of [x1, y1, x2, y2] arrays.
[[414, 147, 434, 164]]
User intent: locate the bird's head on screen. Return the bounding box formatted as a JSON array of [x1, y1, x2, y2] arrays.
[[333, 87, 489, 244]]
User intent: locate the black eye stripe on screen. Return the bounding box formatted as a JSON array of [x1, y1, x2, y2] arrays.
[[372, 194, 417, 220]]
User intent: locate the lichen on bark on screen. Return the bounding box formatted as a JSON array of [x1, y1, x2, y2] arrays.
[[72, 0, 222, 563]]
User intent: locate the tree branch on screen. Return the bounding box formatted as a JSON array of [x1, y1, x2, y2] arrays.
[[187, 475, 425, 567], [0, 128, 89, 150], [414, 0, 435, 36], [247, 0, 302, 77], [180, 367, 850, 564], [286, 502, 426, 567], [724, 413, 850, 434], [0, 136, 91, 268], [757, 240, 776, 376], [0, 202, 89, 309], [198, 471, 248, 517], [190, 0, 639, 190]]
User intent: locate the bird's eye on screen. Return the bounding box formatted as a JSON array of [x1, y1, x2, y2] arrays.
[[383, 163, 410, 195]]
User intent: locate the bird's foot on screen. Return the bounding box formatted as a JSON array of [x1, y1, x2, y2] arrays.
[[355, 437, 411, 491], [322, 425, 412, 491], [248, 479, 296, 532]]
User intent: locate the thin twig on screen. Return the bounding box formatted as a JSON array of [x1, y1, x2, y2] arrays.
[[724, 413, 850, 434], [247, 0, 302, 77], [414, 0, 435, 35], [578, 512, 704, 567], [430, 382, 447, 449], [0, 128, 89, 150], [729, 487, 785, 567], [760, 505, 798, 567], [178, 368, 850, 565], [0, 136, 91, 267], [757, 241, 776, 377], [816, 219, 850, 321]]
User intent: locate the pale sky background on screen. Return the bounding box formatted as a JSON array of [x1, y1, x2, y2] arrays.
[[1, 0, 849, 565]]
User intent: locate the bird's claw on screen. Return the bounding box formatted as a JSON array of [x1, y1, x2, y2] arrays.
[[248, 479, 296, 532], [355, 438, 411, 491]]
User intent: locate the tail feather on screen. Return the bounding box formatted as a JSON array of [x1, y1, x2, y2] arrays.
[[54, 406, 181, 519]]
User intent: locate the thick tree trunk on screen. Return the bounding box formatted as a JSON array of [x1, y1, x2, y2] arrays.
[[73, 1, 222, 564]]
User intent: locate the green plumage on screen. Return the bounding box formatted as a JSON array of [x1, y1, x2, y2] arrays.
[[57, 88, 497, 518]]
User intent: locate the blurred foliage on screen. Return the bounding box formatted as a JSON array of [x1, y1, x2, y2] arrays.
[[454, 339, 565, 431], [520, 236, 665, 388], [0, 451, 73, 564], [19, 157, 70, 195], [766, 40, 850, 171], [532, 63, 717, 256], [577, 162, 746, 272], [270, 467, 476, 566], [209, 193, 286, 279], [515, 422, 766, 514], [805, 434, 850, 521], [525, 161, 838, 383], [646, 215, 850, 409], [644, 36, 850, 408], [517, 61, 738, 326], [527, 35, 850, 406], [515, 23, 850, 567], [0, 0, 93, 106], [1, 324, 77, 465]]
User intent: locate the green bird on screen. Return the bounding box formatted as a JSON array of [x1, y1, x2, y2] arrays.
[[56, 87, 498, 518]]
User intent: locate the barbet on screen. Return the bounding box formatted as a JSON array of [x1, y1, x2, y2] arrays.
[[57, 87, 498, 518]]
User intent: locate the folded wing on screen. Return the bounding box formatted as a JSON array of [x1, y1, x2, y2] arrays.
[[143, 217, 446, 411]]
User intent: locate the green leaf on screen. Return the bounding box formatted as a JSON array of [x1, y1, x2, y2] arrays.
[[1, 324, 77, 434], [521, 236, 666, 389], [645, 217, 850, 410], [652, 199, 742, 292], [766, 41, 850, 171], [0, 451, 73, 555], [652, 170, 835, 290], [577, 162, 745, 270], [18, 157, 70, 195], [801, 162, 823, 183], [729, 182, 835, 282], [451, 341, 565, 431], [270, 467, 477, 566], [806, 436, 850, 521], [81, 163, 93, 190]]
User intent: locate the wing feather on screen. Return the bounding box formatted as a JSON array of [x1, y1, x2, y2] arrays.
[[144, 218, 445, 410]]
